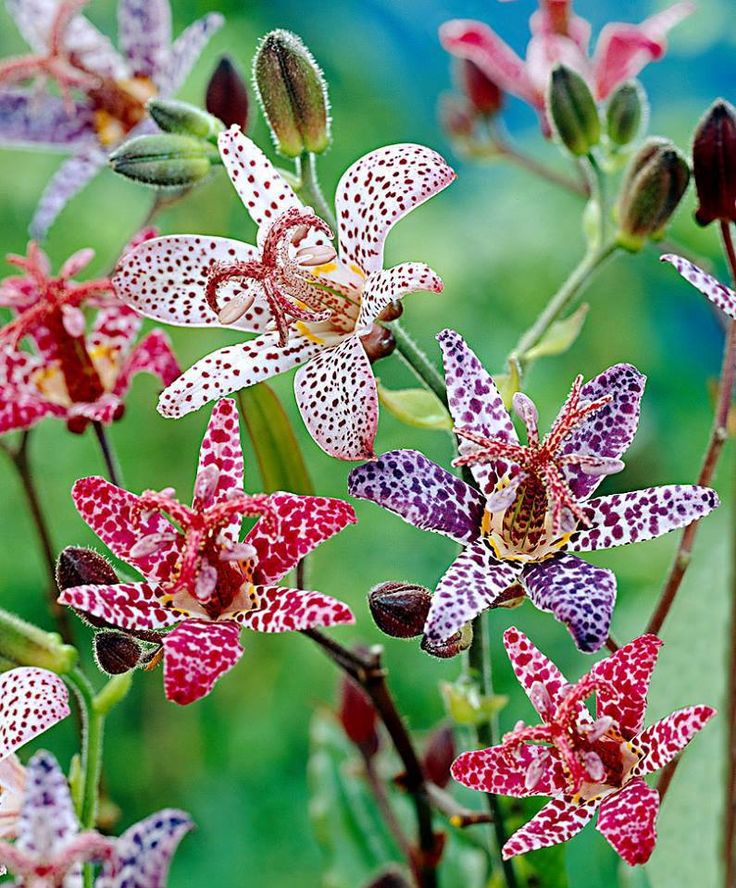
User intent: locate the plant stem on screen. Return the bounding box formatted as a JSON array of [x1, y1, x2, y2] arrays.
[[363, 753, 414, 861], [390, 321, 449, 407], [494, 138, 589, 197], [725, 444, 736, 887], [91, 421, 122, 487], [298, 152, 337, 230]]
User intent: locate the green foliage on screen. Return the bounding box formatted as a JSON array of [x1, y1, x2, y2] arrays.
[[377, 381, 452, 430]]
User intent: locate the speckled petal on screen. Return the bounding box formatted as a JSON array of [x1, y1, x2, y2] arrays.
[[357, 263, 443, 332], [58, 582, 179, 632], [163, 619, 243, 705], [661, 253, 736, 320], [117, 0, 172, 79], [0, 90, 96, 149], [89, 305, 141, 352], [30, 147, 107, 240], [633, 705, 716, 776], [451, 743, 567, 797], [113, 329, 180, 397], [158, 13, 224, 94], [596, 779, 659, 865], [0, 668, 69, 760], [503, 798, 597, 859], [193, 399, 244, 533], [521, 554, 616, 653], [234, 586, 354, 633], [425, 540, 521, 642], [15, 751, 78, 860], [502, 626, 570, 720], [334, 144, 455, 274], [0, 348, 53, 432], [348, 449, 485, 545]]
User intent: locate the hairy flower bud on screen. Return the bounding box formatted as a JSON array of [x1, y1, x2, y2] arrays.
[[56, 547, 119, 590], [421, 623, 473, 659], [368, 582, 432, 639], [692, 99, 736, 226], [109, 134, 216, 189], [548, 65, 600, 156], [606, 80, 646, 146], [377, 300, 404, 323], [457, 59, 503, 118], [147, 98, 223, 142], [0, 608, 77, 674], [423, 723, 455, 788], [206, 56, 250, 131], [253, 30, 331, 157], [94, 632, 143, 675], [338, 674, 379, 757], [617, 137, 690, 249], [360, 324, 396, 363]]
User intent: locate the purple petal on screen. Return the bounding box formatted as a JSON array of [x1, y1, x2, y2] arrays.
[[117, 0, 172, 79], [16, 751, 78, 860], [158, 13, 224, 94], [0, 90, 96, 149], [30, 146, 107, 240], [661, 253, 736, 320]]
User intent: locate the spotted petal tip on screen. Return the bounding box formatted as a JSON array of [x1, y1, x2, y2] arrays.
[[661, 253, 736, 320]]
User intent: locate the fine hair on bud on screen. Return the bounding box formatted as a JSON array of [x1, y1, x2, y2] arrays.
[[606, 80, 647, 147], [94, 631, 143, 675], [56, 546, 119, 591], [368, 581, 432, 639]]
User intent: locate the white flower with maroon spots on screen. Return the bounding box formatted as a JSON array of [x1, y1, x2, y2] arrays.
[[113, 126, 455, 460], [452, 628, 715, 864], [348, 330, 719, 652], [58, 398, 356, 705]]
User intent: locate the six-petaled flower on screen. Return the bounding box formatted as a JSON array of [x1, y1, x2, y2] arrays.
[[348, 330, 719, 652], [452, 628, 715, 864], [112, 125, 455, 460]]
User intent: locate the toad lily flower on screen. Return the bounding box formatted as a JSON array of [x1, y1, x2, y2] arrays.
[[113, 126, 455, 460], [452, 628, 715, 864], [0, 239, 180, 434], [0, 0, 223, 237], [58, 398, 356, 704], [348, 330, 719, 652], [440, 1, 692, 130], [661, 253, 736, 320]]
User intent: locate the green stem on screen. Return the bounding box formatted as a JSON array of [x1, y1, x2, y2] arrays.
[[65, 668, 104, 829], [297, 152, 337, 229], [585, 152, 608, 246], [389, 321, 449, 407]]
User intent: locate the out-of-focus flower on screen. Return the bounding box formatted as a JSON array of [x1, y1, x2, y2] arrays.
[[452, 628, 715, 864], [661, 254, 736, 321], [423, 724, 455, 788], [0, 0, 223, 237], [691, 99, 736, 227], [456, 59, 503, 119], [439, 1, 692, 132], [339, 672, 379, 758], [113, 126, 454, 460], [605, 80, 646, 147], [206, 56, 249, 131], [349, 330, 719, 653], [58, 398, 356, 704], [0, 238, 179, 434]]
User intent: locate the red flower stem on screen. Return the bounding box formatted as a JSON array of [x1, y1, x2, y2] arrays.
[[91, 421, 122, 487], [604, 634, 620, 653], [303, 628, 439, 888], [656, 755, 681, 803], [647, 220, 736, 636]]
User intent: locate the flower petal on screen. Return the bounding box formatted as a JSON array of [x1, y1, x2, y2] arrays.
[[15, 751, 78, 860], [632, 705, 716, 776], [88, 304, 140, 352], [157, 12, 224, 93], [158, 335, 321, 419], [502, 626, 570, 721], [163, 620, 243, 705], [661, 253, 736, 320], [426, 540, 521, 642], [596, 779, 659, 865], [193, 399, 244, 525], [502, 798, 597, 859], [113, 329, 180, 397], [117, 0, 172, 79], [0, 668, 69, 760], [0, 348, 54, 433], [30, 146, 107, 240], [58, 582, 180, 632], [357, 263, 443, 332], [247, 492, 356, 585], [348, 449, 485, 545], [452, 743, 567, 797], [334, 144, 455, 274], [569, 486, 719, 552], [294, 336, 377, 460], [521, 554, 616, 653], [0, 90, 96, 149], [235, 586, 354, 633]]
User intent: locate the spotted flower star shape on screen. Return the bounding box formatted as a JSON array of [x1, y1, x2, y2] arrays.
[[113, 126, 455, 460], [58, 397, 356, 704], [0, 238, 180, 434], [0, 0, 223, 238], [349, 330, 719, 652], [452, 628, 714, 864], [440, 0, 692, 131]]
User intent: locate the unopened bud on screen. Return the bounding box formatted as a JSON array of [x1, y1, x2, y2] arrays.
[[147, 98, 222, 142], [338, 674, 379, 757], [206, 56, 250, 131], [421, 623, 473, 660], [617, 137, 690, 250], [360, 324, 396, 364], [423, 723, 455, 788], [109, 134, 216, 189], [368, 582, 432, 639], [606, 80, 646, 146], [253, 30, 331, 157], [457, 59, 503, 118], [94, 632, 142, 675], [438, 93, 475, 140], [377, 300, 403, 323], [693, 99, 736, 226], [56, 547, 118, 590], [548, 65, 600, 156], [0, 608, 77, 674]]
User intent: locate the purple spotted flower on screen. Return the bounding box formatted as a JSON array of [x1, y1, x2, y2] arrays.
[[348, 330, 719, 653], [0, 0, 223, 238]]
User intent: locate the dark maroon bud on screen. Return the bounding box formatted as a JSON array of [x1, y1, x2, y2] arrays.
[[66, 415, 89, 435], [364, 868, 412, 888], [94, 631, 142, 675], [421, 623, 473, 660], [56, 546, 119, 591], [112, 403, 126, 422], [457, 59, 503, 118], [360, 324, 396, 363], [377, 300, 403, 322], [368, 582, 432, 639], [338, 674, 379, 757], [206, 56, 250, 131], [693, 99, 736, 226], [423, 723, 456, 788], [438, 93, 475, 139]]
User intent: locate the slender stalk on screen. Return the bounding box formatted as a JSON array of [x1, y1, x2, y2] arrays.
[[390, 321, 449, 408], [426, 783, 493, 828], [724, 454, 736, 887], [656, 755, 681, 804], [364, 754, 413, 860], [91, 421, 122, 487], [494, 139, 589, 197], [298, 152, 337, 230]]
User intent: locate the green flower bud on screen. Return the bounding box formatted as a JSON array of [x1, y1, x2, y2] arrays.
[[109, 134, 216, 189], [253, 29, 331, 157], [548, 65, 601, 156], [0, 607, 77, 674], [606, 80, 647, 146], [617, 137, 690, 250], [147, 98, 223, 142]]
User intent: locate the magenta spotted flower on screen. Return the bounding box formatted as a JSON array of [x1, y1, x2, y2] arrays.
[[59, 397, 356, 704], [113, 126, 455, 460], [349, 330, 719, 652], [452, 628, 714, 864], [0, 0, 223, 237], [661, 253, 736, 320]]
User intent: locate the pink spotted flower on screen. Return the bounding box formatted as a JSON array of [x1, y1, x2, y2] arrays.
[[58, 397, 356, 705], [113, 126, 455, 460], [0, 239, 180, 434], [348, 330, 719, 652], [452, 628, 714, 864]]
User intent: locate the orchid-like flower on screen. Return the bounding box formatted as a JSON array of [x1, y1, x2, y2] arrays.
[[349, 330, 719, 652], [58, 397, 356, 704], [113, 126, 455, 460], [0, 239, 179, 434], [0, 0, 223, 237], [661, 253, 736, 320], [452, 628, 715, 864], [440, 0, 693, 130]]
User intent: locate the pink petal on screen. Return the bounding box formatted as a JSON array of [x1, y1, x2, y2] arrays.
[[113, 328, 180, 397], [117, 0, 172, 80], [163, 619, 243, 705], [502, 627, 570, 721], [525, 32, 591, 98], [294, 336, 378, 461], [661, 254, 736, 320], [357, 263, 443, 332], [158, 12, 224, 94], [0, 349, 54, 433], [334, 144, 455, 275], [0, 668, 69, 760], [502, 798, 597, 859], [67, 394, 122, 426], [89, 305, 141, 352], [247, 492, 356, 585], [30, 146, 107, 240], [58, 582, 180, 632], [596, 779, 659, 865], [193, 399, 244, 533], [633, 705, 716, 776], [235, 585, 354, 633], [59, 247, 95, 280], [452, 743, 567, 797]]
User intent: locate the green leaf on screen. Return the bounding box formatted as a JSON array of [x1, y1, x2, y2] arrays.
[[493, 359, 521, 410], [238, 383, 313, 495], [522, 303, 589, 362], [440, 677, 507, 727], [377, 380, 452, 430]]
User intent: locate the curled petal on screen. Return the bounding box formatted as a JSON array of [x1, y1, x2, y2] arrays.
[[114, 329, 181, 396], [234, 586, 354, 633], [0, 668, 69, 760], [16, 751, 79, 860], [661, 254, 736, 320], [596, 779, 659, 865], [58, 582, 180, 632], [357, 263, 442, 332], [163, 620, 243, 705], [502, 798, 597, 859], [633, 705, 716, 776]]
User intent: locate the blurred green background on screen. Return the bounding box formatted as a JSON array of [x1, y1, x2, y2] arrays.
[[0, 0, 734, 885]]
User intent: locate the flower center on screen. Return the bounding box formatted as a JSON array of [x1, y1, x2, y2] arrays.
[[90, 76, 157, 146]]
